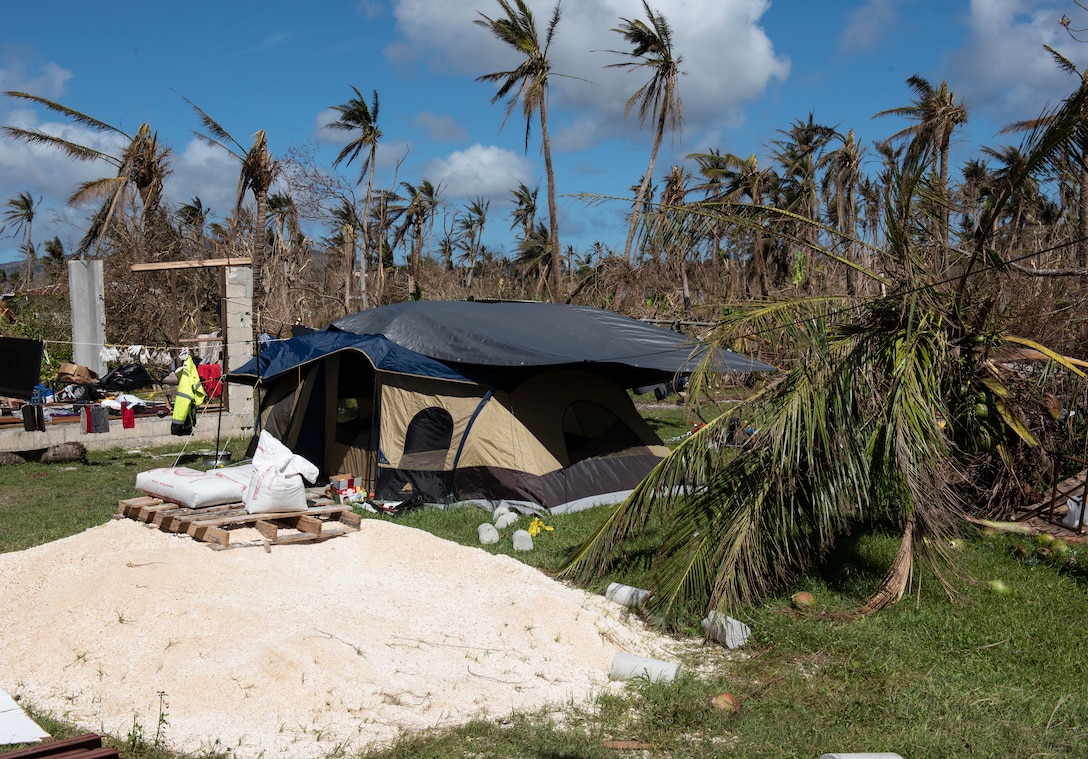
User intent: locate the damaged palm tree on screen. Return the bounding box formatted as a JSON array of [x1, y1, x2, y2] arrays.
[[3, 92, 171, 256], [562, 75, 1088, 626]]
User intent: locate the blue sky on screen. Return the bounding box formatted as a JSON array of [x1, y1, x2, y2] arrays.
[[1, 0, 1086, 266]]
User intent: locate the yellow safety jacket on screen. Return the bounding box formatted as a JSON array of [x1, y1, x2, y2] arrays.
[[171, 355, 207, 428]]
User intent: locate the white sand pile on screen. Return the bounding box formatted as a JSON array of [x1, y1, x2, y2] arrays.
[[0, 518, 679, 758]]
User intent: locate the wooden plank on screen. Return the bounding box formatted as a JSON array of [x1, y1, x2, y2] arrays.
[[192, 524, 231, 546], [0, 733, 106, 757], [264, 526, 353, 546], [181, 504, 350, 529], [255, 520, 279, 540], [338, 511, 362, 528], [117, 496, 162, 518], [136, 501, 179, 522], [129, 258, 251, 272], [157, 505, 244, 532]]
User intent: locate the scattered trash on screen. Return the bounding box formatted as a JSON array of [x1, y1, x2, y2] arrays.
[[1062, 495, 1084, 530], [527, 516, 553, 537], [511, 529, 534, 552], [477, 523, 500, 544], [605, 582, 650, 608], [495, 511, 518, 530], [701, 612, 750, 648], [609, 653, 680, 683]]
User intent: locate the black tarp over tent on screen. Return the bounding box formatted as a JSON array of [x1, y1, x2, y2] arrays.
[[229, 301, 776, 512]]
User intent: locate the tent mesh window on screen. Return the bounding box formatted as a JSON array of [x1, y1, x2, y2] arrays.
[[400, 407, 455, 470], [563, 400, 644, 464]]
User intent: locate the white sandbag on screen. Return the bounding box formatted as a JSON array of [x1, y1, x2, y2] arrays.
[[244, 431, 320, 514], [135, 467, 246, 509]]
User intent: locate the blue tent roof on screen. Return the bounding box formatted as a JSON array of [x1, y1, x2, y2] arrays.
[[229, 329, 471, 384]]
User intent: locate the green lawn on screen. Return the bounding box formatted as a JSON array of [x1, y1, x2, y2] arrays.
[[2, 426, 1088, 757]]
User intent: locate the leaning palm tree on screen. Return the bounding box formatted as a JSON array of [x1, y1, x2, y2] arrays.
[[3, 92, 171, 257], [562, 76, 1088, 627], [475, 0, 563, 298], [606, 0, 683, 266], [2, 191, 39, 288]]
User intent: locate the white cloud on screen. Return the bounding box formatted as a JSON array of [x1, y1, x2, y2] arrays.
[[952, 0, 1080, 124], [389, 0, 789, 145], [167, 138, 242, 219], [423, 143, 533, 199], [839, 0, 901, 54], [413, 111, 466, 142]]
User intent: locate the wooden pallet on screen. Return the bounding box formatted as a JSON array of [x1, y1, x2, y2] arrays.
[[0, 733, 119, 758], [118, 495, 361, 549]]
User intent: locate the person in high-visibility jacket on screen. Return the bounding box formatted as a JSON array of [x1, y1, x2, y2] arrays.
[[171, 354, 206, 435]]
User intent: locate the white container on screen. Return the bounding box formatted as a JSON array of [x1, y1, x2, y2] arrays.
[[1063, 495, 1084, 530], [609, 653, 680, 683], [605, 582, 651, 608], [701, 612, 751, 649], [495, 511, 519, 529], [477, 523, 500, 544]]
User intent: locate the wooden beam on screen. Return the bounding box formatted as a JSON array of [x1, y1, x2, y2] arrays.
[[129, 258, 252, 272]]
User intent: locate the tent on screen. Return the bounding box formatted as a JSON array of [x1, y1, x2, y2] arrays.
[[229, 301, 776, 513]]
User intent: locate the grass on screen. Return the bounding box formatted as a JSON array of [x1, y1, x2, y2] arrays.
[[3, 422, 1088, 757]]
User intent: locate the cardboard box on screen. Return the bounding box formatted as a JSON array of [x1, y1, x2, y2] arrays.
[[330, 474, 362, 492], [57, 362, 98, 384]]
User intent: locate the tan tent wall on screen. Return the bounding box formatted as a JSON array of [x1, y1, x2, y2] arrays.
[[378, 374, 560, 476]]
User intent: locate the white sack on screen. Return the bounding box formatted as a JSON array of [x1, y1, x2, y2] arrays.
[[135, 467, 245, 509], [244, 431, 320, 514]]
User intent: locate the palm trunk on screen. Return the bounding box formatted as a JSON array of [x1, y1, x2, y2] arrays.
[[540, 99, 562, 299]]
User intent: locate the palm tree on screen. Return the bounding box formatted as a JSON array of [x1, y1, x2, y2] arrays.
[[475, 0, 563, 298], [607, 0, 683, 266], [177, 196, 210, 257], [1002, 47, 1088, 267], [562, 71, 1088, 627], [455, 197, 489, 287], [874, 76, 968, 272], [2, 191, 39, 287], [391, 179, 441, 276], [329, 199, 365, 311], [509, 182, 539, 246], [326, 87, 382, 304], [3, 92, 171, 257], [771, 114, 838, 290], [708, 151, 780, 296], [42, 236, 65, 284], [182, 96, 279, 337], [821, 129, 867, 295]]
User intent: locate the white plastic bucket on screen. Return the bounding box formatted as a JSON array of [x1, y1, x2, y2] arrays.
[[609, 653, 680, 683], [605, 582, 650, 608]]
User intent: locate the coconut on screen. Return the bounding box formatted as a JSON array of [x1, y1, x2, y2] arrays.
[[987, 579, 1010, 594], [790, 591, 816, 610], [711, 692, 741, 714]]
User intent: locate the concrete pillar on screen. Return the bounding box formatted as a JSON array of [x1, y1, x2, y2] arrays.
[[224, 266, 254, 426], [68, 260, 105, 376]]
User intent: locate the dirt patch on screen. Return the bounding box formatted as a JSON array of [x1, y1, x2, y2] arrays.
[[0, 518, 678, 758]]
